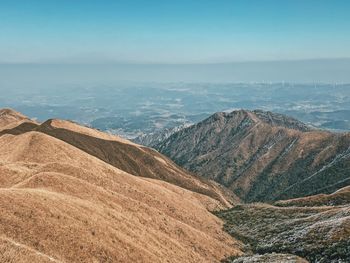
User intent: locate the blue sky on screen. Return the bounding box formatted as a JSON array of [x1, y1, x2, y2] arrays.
[[1, 0, 350, 63]]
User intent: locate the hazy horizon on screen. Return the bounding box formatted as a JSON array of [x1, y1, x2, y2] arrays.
[[1, 1, 350, 83], [1, 58, 350, 84]]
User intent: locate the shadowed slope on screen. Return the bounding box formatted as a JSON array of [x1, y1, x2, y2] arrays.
[[156, 110, 350, 202], [217, 201, 350, 262], [275, 185, 350, 207], [0, 108, 36, 132], [0, 116, 237, 206]]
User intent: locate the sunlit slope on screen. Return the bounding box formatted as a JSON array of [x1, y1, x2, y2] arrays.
[[0, 111, 236, 207], [0, 108, 37, 132], [0, 110, 242, 262]]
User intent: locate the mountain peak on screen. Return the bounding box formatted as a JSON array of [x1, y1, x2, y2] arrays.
[[195, 109, 311, 134], [155, 109, 350, 203], [0, 108, 28, 120], [251, 109, 311, 131], [206, 109, 312, 131], [0, 108, 32, 131]]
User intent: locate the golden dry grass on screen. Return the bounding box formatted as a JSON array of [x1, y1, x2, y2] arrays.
[[0, 108, 36, 132], [0, 110, 242, 262]]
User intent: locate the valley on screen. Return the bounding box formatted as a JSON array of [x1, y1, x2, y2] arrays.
[[0, 108, 349, 262]]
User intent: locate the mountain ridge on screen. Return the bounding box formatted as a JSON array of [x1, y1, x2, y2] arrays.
[[1, 108, 349, 262], [0, 108, 242, 262], [154, 109, 350, 202], [0, 111, 237, 207]]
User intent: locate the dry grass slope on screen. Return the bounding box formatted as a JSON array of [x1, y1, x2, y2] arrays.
[[0, 108, 36, 132], [3, 116, 238, 207], [0, 109, 242, 262]]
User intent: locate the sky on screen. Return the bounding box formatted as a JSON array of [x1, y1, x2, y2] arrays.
[[1, 0, 350, 64]]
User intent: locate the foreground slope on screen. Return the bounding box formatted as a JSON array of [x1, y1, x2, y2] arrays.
[[0, 110, 242, 262], [156, 110, 350, 202]]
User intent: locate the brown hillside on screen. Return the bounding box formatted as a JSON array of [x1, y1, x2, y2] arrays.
[[0, 127, 242, 262], [1, 113, 237, 206], [0, 108, 36, 131], [38, 119, 237, 205]]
